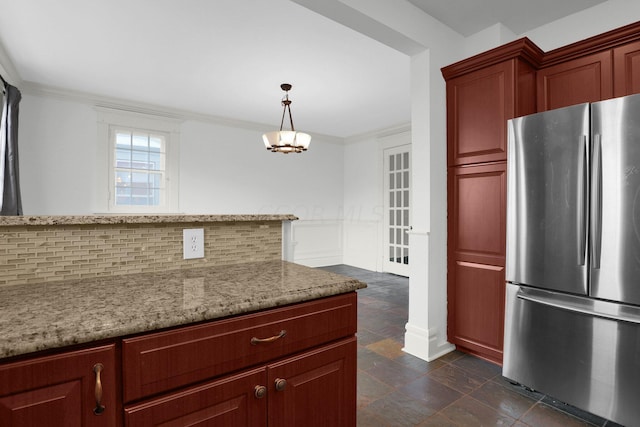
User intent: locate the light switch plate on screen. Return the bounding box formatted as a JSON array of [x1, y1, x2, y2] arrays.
[[183, 228, 205, 259]]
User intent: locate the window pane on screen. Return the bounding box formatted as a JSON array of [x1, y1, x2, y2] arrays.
[[132, 134, 148, 149], [395, 154, 401, 170], [389, 155, 395, 171], [396, 172, 402, 188], [396, 210, 402, 226], [115, 149, 131, 168], [131, 172, 149, 188], [390, 210, 394, 225], [116, 132, 131, 148], [149, 136, 163, 151], [404, 190, 409, 207], [403, 152, 409, 169], [149, 152, 161, 170], [132, 151, 149, 169], [389, 173, 394, 190], [149, 172, 163, 189], [115, 171, 130, 185], [404, 210, 409, 227], [403, 248, 409, 264], [403, 171, 409, 188]]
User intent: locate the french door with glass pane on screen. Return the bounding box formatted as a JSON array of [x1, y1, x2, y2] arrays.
[[383, 145, 410, 276]]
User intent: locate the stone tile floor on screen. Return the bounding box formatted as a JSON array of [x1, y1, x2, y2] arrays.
[[319, 265, 623, 427]]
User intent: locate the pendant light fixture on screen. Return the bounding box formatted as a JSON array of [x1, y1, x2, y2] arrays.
[[262, 83, 311, 153]]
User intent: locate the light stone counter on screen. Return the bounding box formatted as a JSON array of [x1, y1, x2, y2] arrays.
[[0, 214, 298, 227], [0, 261, 366, 359]]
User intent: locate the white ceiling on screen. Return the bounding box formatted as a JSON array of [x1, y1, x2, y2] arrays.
[[0, 0, 607, 139], [407, 0, 607, 37]]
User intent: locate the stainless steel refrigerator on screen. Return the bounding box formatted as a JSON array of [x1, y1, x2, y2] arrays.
[[504, 93, 640, 427]]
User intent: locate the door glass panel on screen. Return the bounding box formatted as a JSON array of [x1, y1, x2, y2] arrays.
[[385, 146, 411, 275]]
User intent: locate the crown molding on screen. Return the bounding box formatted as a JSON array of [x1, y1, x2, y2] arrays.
[[344, 122, 411, 144], [20, 81, 346, 144]]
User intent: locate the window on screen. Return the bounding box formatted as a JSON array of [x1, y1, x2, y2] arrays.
[[97, 108, 180, 213], [112, 128, 167, 207]]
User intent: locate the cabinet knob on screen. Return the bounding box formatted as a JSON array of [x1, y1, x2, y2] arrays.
[[254, 385, 267, 399], [93, 363, 106, 415], [274, 378, 287, 392]]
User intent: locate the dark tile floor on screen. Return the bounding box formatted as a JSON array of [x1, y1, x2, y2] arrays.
[[319, 265, 623, 427]]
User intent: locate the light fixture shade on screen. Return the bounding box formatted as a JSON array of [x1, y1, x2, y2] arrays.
[[263, 83, 311, 154], [296, 132, 311, 149], [262, 130, 311, 153]]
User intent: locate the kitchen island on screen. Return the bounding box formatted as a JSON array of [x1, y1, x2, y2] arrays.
[[0, 214, 365, 426]]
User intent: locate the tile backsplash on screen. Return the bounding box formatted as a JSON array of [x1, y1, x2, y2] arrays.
[[0, 221, 282, 287]]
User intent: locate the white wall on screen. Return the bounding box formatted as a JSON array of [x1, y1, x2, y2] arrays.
[[20, 95, 98, 215], [342, 135, 384, 272]]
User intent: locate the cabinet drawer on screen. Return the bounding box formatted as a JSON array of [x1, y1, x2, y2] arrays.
[[122, 293, 357, 402]]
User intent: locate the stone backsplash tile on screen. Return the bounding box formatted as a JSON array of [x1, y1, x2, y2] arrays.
[[0, 221, 282, 287]]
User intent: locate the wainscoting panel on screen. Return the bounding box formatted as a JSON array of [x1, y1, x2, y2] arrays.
[[342, 220, 381, 272], [289, 220, 343, 267]]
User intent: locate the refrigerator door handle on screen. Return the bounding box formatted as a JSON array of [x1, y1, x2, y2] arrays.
[[591, 134, 603, 269], [516, 289, 640, 325], [577, 135, 587, 266]]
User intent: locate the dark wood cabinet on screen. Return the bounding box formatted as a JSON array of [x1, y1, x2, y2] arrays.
[[267, 338, 356, 427], [124, 368, 268, 426], [537, 51, 613, 111], [614, 40, 640, 96], [124, 338, 356, 427], [443, 21, 640, 366], [0, 345, 117, 427], [445, 42, 538, 166], [447, 162, 506, 363], [442, 39, 538, 364], [122, 293, 358, 427]]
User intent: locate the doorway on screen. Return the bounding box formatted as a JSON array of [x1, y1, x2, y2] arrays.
[[383, 144, 410, 276]]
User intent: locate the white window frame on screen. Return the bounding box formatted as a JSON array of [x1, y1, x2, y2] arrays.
[[96, 108, 181, 213]]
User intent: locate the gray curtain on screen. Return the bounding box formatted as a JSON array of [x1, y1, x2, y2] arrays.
[[0, 83, 22, 215]]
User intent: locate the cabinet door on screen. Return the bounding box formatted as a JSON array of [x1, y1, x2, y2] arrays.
[[124, 368, 267, 427], [0, 344, 117, 427], [614, 40, 640, 97], [448, 163, 506, 364], [268, 337, 356, 427], [447, 61, 514, 166], [537, 51, 613, 111]]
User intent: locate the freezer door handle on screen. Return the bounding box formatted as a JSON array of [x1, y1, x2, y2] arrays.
[[516, 289, 640, 324], [577, 135, 587, 266], [591, 134, 602, 269]]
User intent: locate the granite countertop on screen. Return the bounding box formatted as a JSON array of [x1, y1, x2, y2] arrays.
[[0, 214, 298, 227], [0, 261, 366, 359]]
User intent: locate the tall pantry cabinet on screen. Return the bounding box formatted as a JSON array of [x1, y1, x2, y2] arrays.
[[442, 39, 541, 364], [443, 21, 640, 365]]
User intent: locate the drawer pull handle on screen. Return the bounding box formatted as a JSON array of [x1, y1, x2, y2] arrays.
[[93, 363, 105, 415], [254, 385, 267, 399], [274, 378, 287, 392], [251, 330, 287, 345]]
